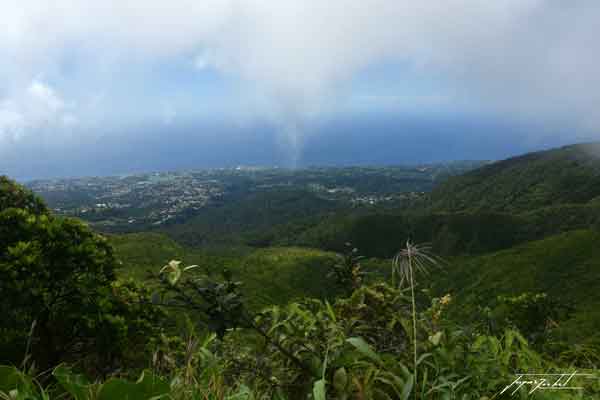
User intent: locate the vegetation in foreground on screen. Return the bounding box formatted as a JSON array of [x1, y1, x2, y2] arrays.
[[2, 259, 599, 399]]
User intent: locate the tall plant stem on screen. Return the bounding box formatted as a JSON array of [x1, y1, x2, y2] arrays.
[[408, 246, 418, 400], [394, 241, 442, 399]]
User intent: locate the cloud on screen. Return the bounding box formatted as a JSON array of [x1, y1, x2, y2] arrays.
[[0, 101, 26, 143], [193, 53, 210, 71], [0, 80, 77, 147], [1, 1, 600, 159], [27, 81, 65, 113]]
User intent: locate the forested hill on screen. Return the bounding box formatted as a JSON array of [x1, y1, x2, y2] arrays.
[[432, 229, 600, 349], [272, 142, 600, 258], [430, 142, 600, 213]]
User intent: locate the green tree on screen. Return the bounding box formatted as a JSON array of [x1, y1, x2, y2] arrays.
[[0, 176, 118, 370]]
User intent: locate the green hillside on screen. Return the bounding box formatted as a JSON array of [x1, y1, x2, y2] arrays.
[[282, 204, 600, 258], [275, 143, 600, 258], [109, 232, 342, 308], [435, 229, 600, 347], [159, 188, 343, 247], [285, 211, 530, 257], [430, 142, 600, 213]]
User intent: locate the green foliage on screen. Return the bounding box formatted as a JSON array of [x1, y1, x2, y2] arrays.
[[273, 144, 600, 259], [236, 247, 341, 309], [0, 206, 116, 369], [108, 232, 190, 279], [53, 365, 171, 400], [0, 176, 47, 215], [2, 281, 599, 399], [0, 365, 50, 400], [282, 205, 600, 259], [430, 142, 600, 213], [327, 244, 365, 295], [0, 178, 163, 376], [217, 283, 599, 399], [434, 230, 600, 364], [155, 262, 248, 338], [111, 233, 341, 309], [161, 189, 342, 247], [490, 292, 563, 346]]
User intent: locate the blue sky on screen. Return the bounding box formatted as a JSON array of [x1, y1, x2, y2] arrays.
[[1, 1, 599, 179]]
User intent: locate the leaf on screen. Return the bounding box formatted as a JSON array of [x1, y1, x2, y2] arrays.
[[0, 365, 23, 393], [53, 365, 94, 400], [346, 337, 382, 365], [97, 370, 170, 400], [332, 367, 348, 392], [160, 260, 182, 285], [428, 331, 443, 346], [324, 301, 337, 323], [376, 373, 406, 397], [373, 388, 395, 400], [313, 379, 326, 400], [226, 384, 253, 400], [400, 374, 414, 400], [97, 379, 133, 400], [0, 365, 45, 400], [416, 353, 433, 366]]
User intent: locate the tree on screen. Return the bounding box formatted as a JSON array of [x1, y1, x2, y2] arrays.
[[0, 176, 118, 370], [0, 176, 47, 215]]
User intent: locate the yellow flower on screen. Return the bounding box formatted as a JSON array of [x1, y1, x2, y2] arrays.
[[440, 294, 452, 306]]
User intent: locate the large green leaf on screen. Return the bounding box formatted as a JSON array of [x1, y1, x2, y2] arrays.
[[313, 379, 326, 400], [53, 365, 94, 400], [332, 367, 348, 392], [400, 374, 414, 400], [0, 366, 23, 393], [346, 337, 382, 365], [1, 365, 50, 400], [97, 370, 170, 400]]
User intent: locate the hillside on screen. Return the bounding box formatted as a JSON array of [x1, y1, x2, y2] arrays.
[[109, 232, 344, 308], [158, 188, 344, 247], [435, 229, 600, 347], [430, 142, 600, 213], [276, 143, 600, 258]]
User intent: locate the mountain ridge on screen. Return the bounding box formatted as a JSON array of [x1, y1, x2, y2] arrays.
[[430, 142, 600, 213]]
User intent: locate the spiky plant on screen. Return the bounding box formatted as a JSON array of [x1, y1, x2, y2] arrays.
[[393, 241, 441, 400]]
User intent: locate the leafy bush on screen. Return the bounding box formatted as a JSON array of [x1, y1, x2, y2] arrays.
[[0, 177, 162, 375]]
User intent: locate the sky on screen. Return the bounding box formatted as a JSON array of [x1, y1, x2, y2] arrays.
[[1, 1, 600, 179]]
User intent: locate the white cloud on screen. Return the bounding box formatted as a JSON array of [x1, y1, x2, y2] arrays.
[[1, 0, 599, 154], [0, 101, 26, 143], [0, 80, 76, 148], [27, 80, 65, 112], [193, 53, 210, 71]]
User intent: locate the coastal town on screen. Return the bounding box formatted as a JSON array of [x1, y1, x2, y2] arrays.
[[26, 162, 481, 231]]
